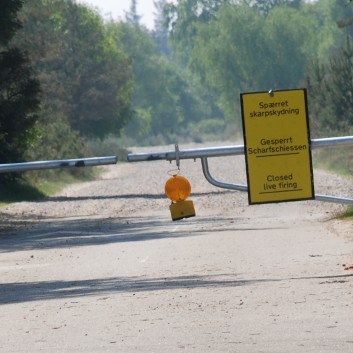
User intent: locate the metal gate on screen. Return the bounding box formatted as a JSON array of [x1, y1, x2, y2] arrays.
[[127, 136, 353, 205], [1, 136, 353, 205]]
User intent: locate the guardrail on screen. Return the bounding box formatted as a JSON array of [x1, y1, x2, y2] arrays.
[[128, 136, 353, 205]]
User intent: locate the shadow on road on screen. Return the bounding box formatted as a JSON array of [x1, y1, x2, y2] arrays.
[[1, 272, 352, 305], [25, 190, 235, 203], [0, 274, 248, 305], [0, 215, 286, 253]]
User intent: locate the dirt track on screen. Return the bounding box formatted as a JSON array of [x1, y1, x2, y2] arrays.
[[0, 142, 353, 352]]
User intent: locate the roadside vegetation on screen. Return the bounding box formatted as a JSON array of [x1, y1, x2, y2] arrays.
[[1, 0, 353, 207], [340, 206, 353, 219]]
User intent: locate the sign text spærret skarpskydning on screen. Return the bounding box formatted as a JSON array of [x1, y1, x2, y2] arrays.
[[249, 100, 300, 118]]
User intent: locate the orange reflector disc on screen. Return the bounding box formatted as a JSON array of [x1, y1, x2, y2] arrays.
[[165, 175, 191, 202]]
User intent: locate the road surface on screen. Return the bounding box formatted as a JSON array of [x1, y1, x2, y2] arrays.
[[0, 143, 352, 352]]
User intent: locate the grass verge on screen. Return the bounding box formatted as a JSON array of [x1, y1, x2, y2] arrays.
[[0, 168, 102, 207], [0, 181, 46, 205], [338, 207, 353, 220], [312, 148, 353, 220]]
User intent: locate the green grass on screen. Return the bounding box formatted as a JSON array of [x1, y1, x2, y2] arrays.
[[312, 148, 353, 220], [0, 167, 102, 206], [0, 181, 46, 205], [312, 148, 353, 176], [338, 206, 353, 220], [33, 176, 79, 196]]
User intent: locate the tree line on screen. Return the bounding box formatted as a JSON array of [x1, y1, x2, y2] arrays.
[[1, 0, 353, 184]]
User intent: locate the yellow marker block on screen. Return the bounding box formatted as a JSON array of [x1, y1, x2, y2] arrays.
[[169, 200, 195, 221]]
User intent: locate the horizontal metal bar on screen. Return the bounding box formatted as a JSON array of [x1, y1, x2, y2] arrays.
[[314, 194, 353, 204], [128, 136, 353, 162], [0, 156, 117, 173], [311, 136, 353, 149], [127, 145, 245, 162]]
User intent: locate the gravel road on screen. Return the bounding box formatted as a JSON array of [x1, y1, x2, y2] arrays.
[[0, 142, 352, 353]]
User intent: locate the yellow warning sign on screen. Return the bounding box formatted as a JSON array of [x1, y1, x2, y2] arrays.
[[241, 89, 314, 204]]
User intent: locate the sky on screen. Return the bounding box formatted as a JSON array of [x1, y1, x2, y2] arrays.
[[77, 0, 157, 29]]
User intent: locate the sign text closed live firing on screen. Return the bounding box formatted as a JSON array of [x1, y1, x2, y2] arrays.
[[241, 89, 315, 204]]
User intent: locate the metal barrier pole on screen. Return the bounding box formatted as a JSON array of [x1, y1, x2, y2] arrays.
[[0, 156, 117, 173], [128, 136, 353, 162], [127, 145, 245, 162], [314, 194, 353, 204], [311, 136, 353, 149]]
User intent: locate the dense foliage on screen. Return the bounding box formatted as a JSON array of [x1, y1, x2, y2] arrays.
[[15, 0, 133, 162], [305, 0, 353, 138], [115, 21, 218, 143], [308, 37, 353, 136], [165, 0, 352, 129], [0, 0, 40, 183]]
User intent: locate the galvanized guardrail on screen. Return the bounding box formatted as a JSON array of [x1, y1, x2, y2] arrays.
[[0, 156, 117, 173], [128, 136, 353, 205]]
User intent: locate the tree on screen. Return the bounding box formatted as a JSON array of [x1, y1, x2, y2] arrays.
[[305, 0, 353, 137], [249, 0, 302, 16], [263, 5, 317, 88], [189, 4, 269, 119], [117, 22, 214, 141], [125, 0, 141, 25], [336, 0, 353, 33], [165, 0, 232, 64], [305, 0, 350, 60], [152, 0, 170, 56], [0, 0, 40, 182], [15, 0, 133, 155], [307, 37, 353, 136], [58, 2, 133, 138], [167, 1, 322, 123], [0, 0, 23, 45]]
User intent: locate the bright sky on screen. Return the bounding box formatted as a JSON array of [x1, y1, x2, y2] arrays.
[[77, 0, 157, 29]]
